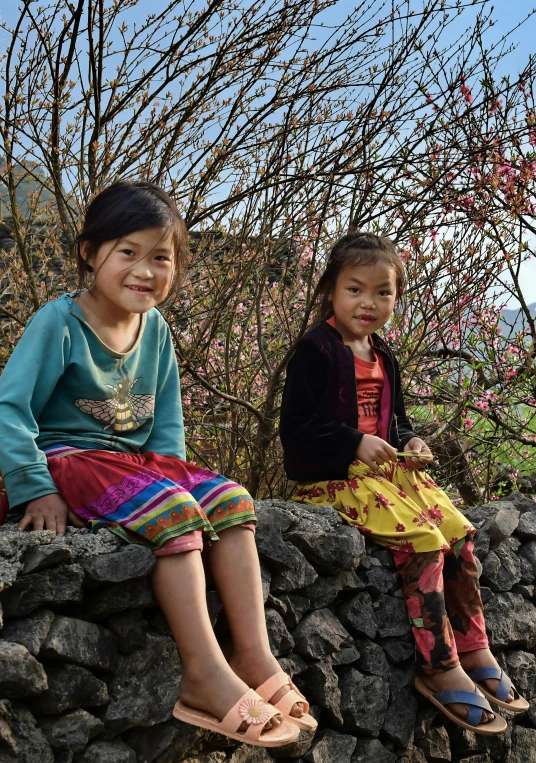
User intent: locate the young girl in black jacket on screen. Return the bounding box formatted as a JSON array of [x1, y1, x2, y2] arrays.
[[280, 231, 526, 735]]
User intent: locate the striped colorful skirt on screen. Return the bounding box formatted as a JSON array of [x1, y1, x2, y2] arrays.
[[40, 446, 256, 555]]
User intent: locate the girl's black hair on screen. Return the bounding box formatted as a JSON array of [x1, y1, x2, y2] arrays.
[[74, 180, 189, 305], [316, 231, 406, 322]]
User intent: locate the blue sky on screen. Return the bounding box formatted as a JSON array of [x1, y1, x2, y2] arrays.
[[1, 1, 535, 306]]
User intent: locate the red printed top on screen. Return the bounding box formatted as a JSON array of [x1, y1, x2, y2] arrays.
[[326, 317, 385, 435]]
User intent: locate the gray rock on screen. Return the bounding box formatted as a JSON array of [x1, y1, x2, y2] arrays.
[[512, 583, 535, 598], [0, 699, 54, 763], [277, 652, 308, 678], [479, 586, 494, 603], [369, 546, 396, 568], [505, 490, 536, 510], [382, 687, 417, 747], [254, 508, 299, 572], [0, 564, 84, 617], [364, 567, 397, 596], [182, 754, 227, 763], [108, 610, 148, 654], [64, 527, 124, 559], [521, 540, 536, 574], [292, 608, 352, 659], [85, 576, 155, 619], [304, 729, 357, 763], [496, 649, 536, 700], [39, 709, 103, 752], [380, 637, 415, 664], [463, 501, 517, 527], [520, 557, 535, 584], [271, 550, 318, 593], [338, 667, 389, 736], [484, 592, 536, 648], [75, 740, 137, 763], [23, 541, 73, 574], [487, 507, 519, 544], [29, 663, 108, 715], [123, 720, 200, 763], [510, 726, 536, 763], [0, 640, 48, 697], [301, 662, 343, 724], [389, 666, 416, 699], [269, 728, 316, 759], [338, 592, 377, 639], [518, 511, 536, 540], [399, 745, 428, 763], [265, 608, 295, 656], [355, 638, 390, 677], [0, 608, 54, 655], [79, 544, 155, 583], [41, 615, 118, 672], [481, 540, 522, 591], [352, 738, 396, 762], [260, 565, 271, 602], [331, 644, 360, 665], [375, 595, 411, 638], [417, 726, 451, 761], [302, 570, 363, 610], [413, 707, 438, 743], [228, 747, 272, 763], [278, 594, 310, 628], [286, 525, 365, 573], [267, 593, 287, 616], [104, 634, 181, 731]]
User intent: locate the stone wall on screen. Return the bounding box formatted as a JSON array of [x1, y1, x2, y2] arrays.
[[0, 493, 536, 763]]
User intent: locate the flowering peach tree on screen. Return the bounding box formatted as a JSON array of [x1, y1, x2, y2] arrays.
[[0, 0, 535, 500]]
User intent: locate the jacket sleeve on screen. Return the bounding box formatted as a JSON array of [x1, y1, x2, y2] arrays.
[[0, 305, 70, 507], [279, 339, 364, 471], [389, 354, 416, 449], [143, 323, 186, 459]]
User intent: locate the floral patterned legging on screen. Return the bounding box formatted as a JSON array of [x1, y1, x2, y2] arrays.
[[392, 537, 488, 675]]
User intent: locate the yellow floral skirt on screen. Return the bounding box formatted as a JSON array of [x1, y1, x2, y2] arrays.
[[293, 460, 474, 554]]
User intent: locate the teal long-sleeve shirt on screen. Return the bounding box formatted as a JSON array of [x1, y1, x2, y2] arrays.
[[0, 294, 185, 508]]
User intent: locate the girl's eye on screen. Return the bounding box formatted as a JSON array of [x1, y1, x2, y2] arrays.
[[155, 255, 171, 262], [349, 287, 360, 293], [121, 249, 135, 256], [379, 291, 393, 297]]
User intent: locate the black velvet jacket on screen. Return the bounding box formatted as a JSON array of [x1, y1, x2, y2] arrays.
[[279, 321, 416, 481]]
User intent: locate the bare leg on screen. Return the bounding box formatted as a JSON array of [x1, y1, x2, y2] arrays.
[[151, 550, 279, 728], [206, 526, 303, 717]]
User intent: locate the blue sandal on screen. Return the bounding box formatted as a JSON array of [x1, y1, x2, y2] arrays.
[[415, 677, 507, 735], [467, 667, 529, 713]]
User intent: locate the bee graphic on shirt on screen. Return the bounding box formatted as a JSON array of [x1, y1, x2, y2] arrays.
[[75, 371, 155, 432]]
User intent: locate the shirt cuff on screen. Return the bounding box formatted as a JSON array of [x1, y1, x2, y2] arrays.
[[4, 464, 59, 509]]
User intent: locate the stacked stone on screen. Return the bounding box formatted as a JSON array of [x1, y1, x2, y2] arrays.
[[0, 493, 535, 763]]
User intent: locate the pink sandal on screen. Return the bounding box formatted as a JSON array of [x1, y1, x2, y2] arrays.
[[173, 687, 300, 747], [256, 672, 318, 731]]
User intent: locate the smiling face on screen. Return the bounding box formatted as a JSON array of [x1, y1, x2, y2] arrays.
[[83, 227, 174, 317], [329, 261, 398, 342]]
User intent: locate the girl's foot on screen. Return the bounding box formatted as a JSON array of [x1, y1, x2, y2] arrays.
[[179, 663, 282, 732], [230, 649, 305, 719], [459, 648, 515, 704], [420, 665, 495, 723]]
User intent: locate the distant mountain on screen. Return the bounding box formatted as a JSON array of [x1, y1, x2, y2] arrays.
[[500, 303, 536, 336]]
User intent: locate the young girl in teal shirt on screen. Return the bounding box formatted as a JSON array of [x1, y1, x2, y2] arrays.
[[0, 181, 315, 747]]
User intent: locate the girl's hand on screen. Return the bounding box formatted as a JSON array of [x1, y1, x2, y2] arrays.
[[19, 493, 70, 535], [356, 434, 398, 472], [403, 438, 433, 470]]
